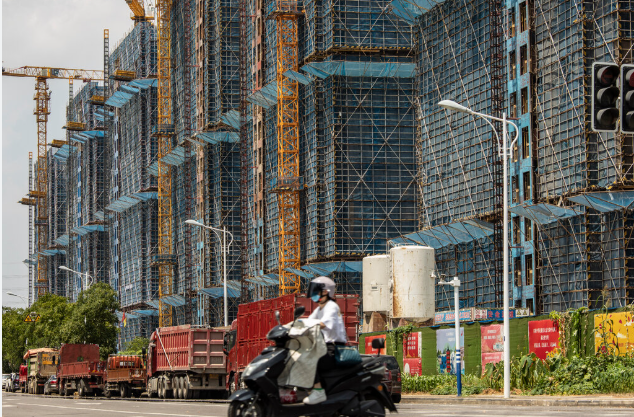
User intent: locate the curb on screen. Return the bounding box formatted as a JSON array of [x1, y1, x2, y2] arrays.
[[401, 395, 634, 408]]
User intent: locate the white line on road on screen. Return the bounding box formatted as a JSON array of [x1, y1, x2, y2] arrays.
[[16, 402, 212, 417]]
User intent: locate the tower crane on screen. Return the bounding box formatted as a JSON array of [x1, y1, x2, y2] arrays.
[[155, 0, 175, 327], [125, 0, 154, 23], [3, 66, 104, 297], [272, 1, 302, 295]]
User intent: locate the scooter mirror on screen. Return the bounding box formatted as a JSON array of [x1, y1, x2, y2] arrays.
[[294, 305, 305, 319], [275, 310, 281, 325], [371, 337, 385, 354]]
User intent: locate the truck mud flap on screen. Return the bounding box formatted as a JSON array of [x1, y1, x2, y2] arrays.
[[228, 389, 256, 403]]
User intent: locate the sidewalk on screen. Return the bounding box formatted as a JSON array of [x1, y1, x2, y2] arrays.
[[402, 394, 634, 408]]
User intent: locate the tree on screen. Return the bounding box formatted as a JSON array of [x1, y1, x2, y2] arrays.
[[2, 307, 27, 373], [120, 337, 150, 355], [2, 294, 71, 373], [61, 283, 120, 359]]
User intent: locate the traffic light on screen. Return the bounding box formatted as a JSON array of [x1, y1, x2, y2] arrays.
[[591, 62, 620, 133], [620, 64, 634, 134]]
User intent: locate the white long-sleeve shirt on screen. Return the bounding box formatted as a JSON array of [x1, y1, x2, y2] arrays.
[[308, 299, 348, 344]]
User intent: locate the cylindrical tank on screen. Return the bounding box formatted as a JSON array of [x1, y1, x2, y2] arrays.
[[390, 246, 435, 320], [362, 254, 390, 313]]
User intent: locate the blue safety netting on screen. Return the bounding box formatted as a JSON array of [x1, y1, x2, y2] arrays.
[[160, 145, 186, 167], [301, 261, 363, 276], [394, 219, 494, 249], [509, 203, 581, 225], [389, 0, 444, 24], [220, 110, 252, 130], [53, 144, 76, 161], [198, 281, 242, 298], [148, 161, 159, 177], [568, 191, 634, 213], [301, 61, 416, 79], [54, 234, 70, 246], [41, 249, 66, 256], [191, 131, 239, 145], [106, 195, 143, 213], [284, 70, 313, 85], [130, 309, 158, 317], [105, 79, 157, 108], [247, 273, 279, 286], [247, 82, 278, 109]]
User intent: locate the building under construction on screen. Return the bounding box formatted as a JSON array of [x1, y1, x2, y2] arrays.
[[17, 0, 634, 344]]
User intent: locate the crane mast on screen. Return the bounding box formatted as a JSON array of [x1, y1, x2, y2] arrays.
[[3, 66, 103, 297], [156, 0, 174, 327], [273, 1, 302, 295]]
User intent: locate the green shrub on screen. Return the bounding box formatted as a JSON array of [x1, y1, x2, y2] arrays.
[[402, 373, 485, 396]]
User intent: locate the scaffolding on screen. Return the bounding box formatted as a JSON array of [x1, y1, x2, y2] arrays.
[[252, 0, 418, 297], [105, 21, 159, 346]]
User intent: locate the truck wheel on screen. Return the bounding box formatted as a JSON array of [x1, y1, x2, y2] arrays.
[[78, 379, 87, 397], [182, 376, 191, 399], [120, 383, 130, 398], [104, 388, 112, 398], [171, 376, 179, 399], [158, 379, 164, 399]]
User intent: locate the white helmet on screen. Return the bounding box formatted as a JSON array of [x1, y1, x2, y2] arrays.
[[307, 276, 336, 301]]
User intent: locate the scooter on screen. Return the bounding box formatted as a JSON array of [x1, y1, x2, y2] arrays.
[[228, 306, 396, 417]]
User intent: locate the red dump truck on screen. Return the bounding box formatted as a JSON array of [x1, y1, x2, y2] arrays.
[[146, 325, 226, 399], [224, 293, 360, 394], [18, 364, 28, 393], [58, 343, 106, 396], [23, 348, 59, 394], [104, 355, 146, 398]]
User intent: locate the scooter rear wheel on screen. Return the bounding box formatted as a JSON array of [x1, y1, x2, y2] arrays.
[[228, 400, 264, 417]]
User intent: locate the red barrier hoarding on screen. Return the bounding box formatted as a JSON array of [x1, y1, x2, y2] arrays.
[[403, 331, 422, 359], [528, 319, 560, 360], [403, 358, 422, 376], [481, 324, 503, 373]]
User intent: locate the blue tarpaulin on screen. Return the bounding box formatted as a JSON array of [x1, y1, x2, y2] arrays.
[[509, 203, 581, 225], [389, 0, 444, 24], [301, 61, 416, 79], [568, 191, 634, 213]]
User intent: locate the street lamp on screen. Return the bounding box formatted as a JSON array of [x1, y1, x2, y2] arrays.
[[59, 265, 93, 293], [438, 99, 519, 399], [434, 273, 462, 397], [185, 219, 234, 326], [6, 292, 28, 306]]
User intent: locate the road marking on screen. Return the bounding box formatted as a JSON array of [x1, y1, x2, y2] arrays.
[[15, 403, 209, 416], [2, 405, 16, 408]]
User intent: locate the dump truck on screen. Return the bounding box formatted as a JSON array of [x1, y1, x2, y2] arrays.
[[23, 348, 59, 394], [57, 343, 106, 396], [146, 325, 226, 399], [224, 293, 360, 394], [103, 354, 146, 398]]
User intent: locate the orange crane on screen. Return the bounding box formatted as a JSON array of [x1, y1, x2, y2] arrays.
[[272, 1, 302, 295], [3, 66, 104, 297], [125, 0, 154, 23], [155, 0, 175, 327]]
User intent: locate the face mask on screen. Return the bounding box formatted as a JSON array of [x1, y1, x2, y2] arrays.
[[311, 294, 321, 302]]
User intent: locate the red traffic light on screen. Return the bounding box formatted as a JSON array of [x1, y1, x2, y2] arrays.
[[597, 65, 619, 86]]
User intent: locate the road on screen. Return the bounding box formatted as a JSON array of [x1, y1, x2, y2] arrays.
[[3, 392, 634, 417]]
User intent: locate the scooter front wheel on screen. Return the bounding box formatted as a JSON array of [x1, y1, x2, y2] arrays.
[[228, 400, 264, 417]]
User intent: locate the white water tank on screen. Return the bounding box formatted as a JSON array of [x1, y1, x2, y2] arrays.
[[390, 246, 435, 320], [362, 254, 390, 313]]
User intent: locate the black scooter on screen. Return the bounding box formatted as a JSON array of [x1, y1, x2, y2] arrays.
[[228, 306, 396, 417]]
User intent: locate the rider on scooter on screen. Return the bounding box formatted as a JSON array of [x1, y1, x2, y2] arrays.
[[303, 276, 347, 405]]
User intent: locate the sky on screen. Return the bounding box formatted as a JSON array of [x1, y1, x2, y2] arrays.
[[2, 0, 141, 309]]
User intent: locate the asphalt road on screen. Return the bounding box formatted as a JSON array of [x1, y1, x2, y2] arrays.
[[3, 392, 634, 417]]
